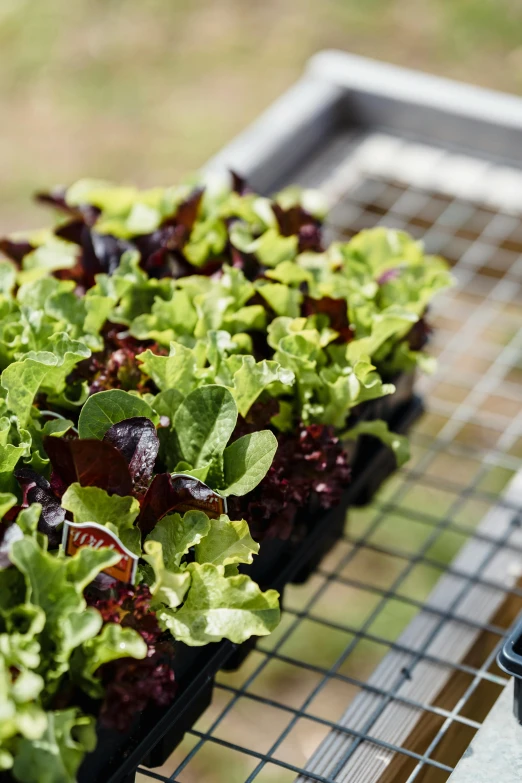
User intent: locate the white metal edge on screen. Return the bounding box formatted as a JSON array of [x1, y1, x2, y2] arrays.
[[205, 51, 522, 184], [307, 50, 522, 131]]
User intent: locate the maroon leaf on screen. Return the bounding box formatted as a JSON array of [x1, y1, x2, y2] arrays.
[[138, 473, 225, 536], [28, 486, 67, 548], [133, 188, 204, 279], [297, 222, 323, 253], [66, 321, 161, 395], [36, 188, 100, 226], [230, 170, 252, 195], [86, 584, 176, 732], [54, 219, 85, 246], [14, 468, 67, 549], [168, 188, 204, 234], [302, 296, 354, 343], [407, 315, 432, 352], [35, 187, 73, 214], [14, 467, 50, 505], [133, 230, 188, 279], [43, 436, 133, 497], [55, 224, 132, 287], [272, 203, 323, 253], [103, 417, 159, 495], [229, 419, 351, 541], [0, 238, 34, 265]]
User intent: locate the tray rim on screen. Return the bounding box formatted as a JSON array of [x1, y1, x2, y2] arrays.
[[205, 50, 522, 192]]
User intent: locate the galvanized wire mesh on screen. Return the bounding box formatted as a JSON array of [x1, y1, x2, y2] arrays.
[[136, 134, 522, 783]]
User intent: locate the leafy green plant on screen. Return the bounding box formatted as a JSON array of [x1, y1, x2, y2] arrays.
[[0, 173, 451, 782], [77, 387, 278, 498], [61, 482, 280, 646], [0, 506, 147, 781]]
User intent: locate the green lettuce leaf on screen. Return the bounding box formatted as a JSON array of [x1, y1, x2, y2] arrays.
[[229, 356, 294, 418], [61, 484, 140, 529], [173, 385, 237, 470], [255, 281, 302, 317], [0, 491, 17, 519], [142, 540, 191, 610], [184, 216, 228, 267], [145, 510, 210, 569], [230, 225, 297, 268], [70, 623, 147, 699], [12, 708, 97, 783], [346, 307, 418, 362], [77, 389, 158, 439], [137, 343, 197, 397], [9, 537, 120, 684], [195, 515, 259, 567], [342, 419, 410, 467], [152, 388, 185, 425], [18, 242, 78, 285], [221, 431, 278, 497], [1, 335, 91, 426], [158, 563, 280, 646], [131, 289, 198, 344]]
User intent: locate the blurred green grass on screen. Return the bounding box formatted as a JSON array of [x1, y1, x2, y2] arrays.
[[1, 0, 522, 231]]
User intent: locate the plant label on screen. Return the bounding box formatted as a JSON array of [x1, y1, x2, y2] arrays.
[[62, 521, 139, 584]]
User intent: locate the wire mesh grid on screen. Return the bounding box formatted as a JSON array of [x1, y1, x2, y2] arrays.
[[136, 135, 522, 783]]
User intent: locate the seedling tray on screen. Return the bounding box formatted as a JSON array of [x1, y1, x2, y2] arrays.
[[77, 644, 229, 783], [74, 393, 422, 783]]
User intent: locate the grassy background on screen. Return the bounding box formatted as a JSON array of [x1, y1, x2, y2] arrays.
[[1, 0, 522, 231]]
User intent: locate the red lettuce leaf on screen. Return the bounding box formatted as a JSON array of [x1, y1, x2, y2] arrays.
[[138, 472, 221, 535], [35, 188, 101, 226], [67, 322, 161, 395], [133, 189, 204, 278], [14, 466, 50, 504], [228, 420, 351, 541], [0, 238, 35, 264], [14, 467, 67, 549], [302, 295, 354, 343], [27, 486, 67, 548], [43, 436, 134, 497], [103, 417, 159, 495], [407, 315, 432, 351], [85, 584, 176, 731], [55, 224, 133, 287], [230, 170, 253, 195], [272, 203, 323, 253], [170, 188, 204, 234]]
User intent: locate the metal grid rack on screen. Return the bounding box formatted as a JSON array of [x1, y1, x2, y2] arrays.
[[137, 69, 522, 783]]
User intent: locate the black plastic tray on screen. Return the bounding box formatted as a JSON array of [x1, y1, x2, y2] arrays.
[[75, 393, 424, 783], [497, 615, 522, 723], [0, 389, 422, 783]]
